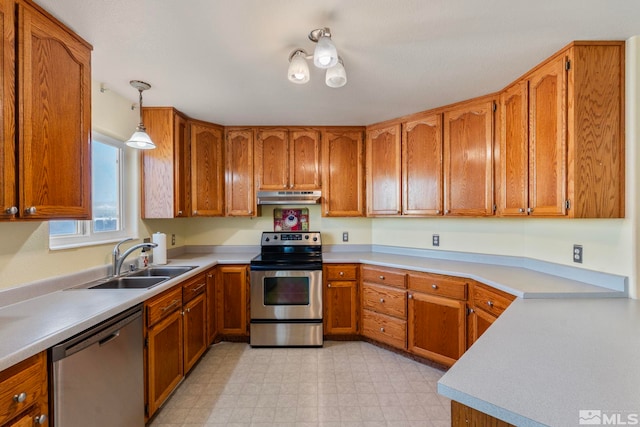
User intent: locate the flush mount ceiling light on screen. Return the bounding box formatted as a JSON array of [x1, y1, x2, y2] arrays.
[[125, 80, 156, 150], [287, 27, 347, 88]]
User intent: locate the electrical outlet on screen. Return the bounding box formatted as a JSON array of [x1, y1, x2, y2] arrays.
[[432, 234, 440, 247], [143, 237, 150, 244], [342, 232, 349, 242], [573, 244, 583, 263], [171, 234, 176, 246]]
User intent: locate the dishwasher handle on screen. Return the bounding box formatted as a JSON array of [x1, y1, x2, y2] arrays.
[[51, 304, 142, 362]]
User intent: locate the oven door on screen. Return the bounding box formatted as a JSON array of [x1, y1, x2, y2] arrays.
[[250, 269, 322, 320]]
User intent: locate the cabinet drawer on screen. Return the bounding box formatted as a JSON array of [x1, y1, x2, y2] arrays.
[[362, 283, 407, 319], [146, 286, 183, 327], [0, 352, 46, 426], [362, 309, 406, 350], [472, 282, 515, 317], [361, 265, 406, 289], [325, 264, 358, 281], [182, 273, 207, 303], [408, 271, 467, 300]]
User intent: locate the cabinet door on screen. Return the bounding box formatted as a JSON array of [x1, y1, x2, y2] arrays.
[[452, 401, 515, 427], [6, 403, 47, 427], [191, 122, 224, 216], [290, 129, 321, 190], [146, 309, 183, 417], [183, 292, 207, 374], [366, 124, 401, 216], [174, 113, 191, 217], [324, 280, 358, 335], [443, 99, 494, 216], [468, 307, 496, 348], [499, 81, 529, 216], [216, 266, 248, 335], [225, 129, 256, 216], [206, 269, 217, 345], [403, 114, 443, 215], [321, 129, 365, 217], [407, 292, 466, 367], [18, 3, 91, 219], [528, 54, 567, 216], [255, 129, 288, 190], [0, 0, 15, 219]]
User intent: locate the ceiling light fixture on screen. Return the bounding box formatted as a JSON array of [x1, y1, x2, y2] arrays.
[[287, 27, 347, 88], [125, 80, 156, 150]]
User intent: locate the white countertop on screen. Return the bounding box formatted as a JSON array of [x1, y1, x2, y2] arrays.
[[437, 297, 640, 427]]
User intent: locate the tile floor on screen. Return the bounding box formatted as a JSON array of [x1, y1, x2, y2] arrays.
[[149, 341, 451, 427]]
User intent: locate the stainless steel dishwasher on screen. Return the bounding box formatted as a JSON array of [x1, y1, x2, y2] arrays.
[[50, 304, 144, 427]]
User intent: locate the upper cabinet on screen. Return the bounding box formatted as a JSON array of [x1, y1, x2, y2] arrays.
[[497, 42, 625, 218], [443, 96, 495, 216], [403, 113, 444, 216], [321, 128, 365, 217], [141, 108, 191, 218], [0, 0, 92, 220], [255, 128, 321, 191], [366, 123, 402, 216], [225, 128, 257, 217], [190, 120, 224, 217]]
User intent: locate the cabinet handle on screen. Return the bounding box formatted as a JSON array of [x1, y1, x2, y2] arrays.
[[34, 415, 47, 425], [327, 283, 331, 288], [408, 294, 413, 299], [379, 275, 385, 280], [13, 392, 27, 403], [487, 301, 494, 308], [339, 271, 344, 276], [5, 206, 17, 215], [283, 184, 287, 188], [177, 210, 183, 216], [527, 208, 533, 214], [249, 210, 253, 215], [435, 210, 440, 214], [193, 210, 198, 216], [379, 298, 385, 303], [518, 208, 525, 213], [161, 299, 180, 312], [191, 283, 206, 293], [207, 274, 213, 278], [431, 284, 438, 289], [325, 211, 329, 215], [25, 206, 36, 215], [380, 327, 385, 333]]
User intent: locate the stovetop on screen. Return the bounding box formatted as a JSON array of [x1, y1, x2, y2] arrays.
[[250, 231, 322, 270]]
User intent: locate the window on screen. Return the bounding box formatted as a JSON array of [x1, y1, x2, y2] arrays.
[[49, 132, 136, 249]]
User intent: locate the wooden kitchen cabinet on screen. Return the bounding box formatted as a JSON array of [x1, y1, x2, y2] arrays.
[[407, 271, 467, 367], [1, 0, 92, 220], [321, 128, 365, 217], [0, 351, 48, 427], [145, 286, 183, 419], [205, 267, 218, 345], [324, 264, 359, 335], [182, 273, 208, 374], [216, 265, 249, 336], [452, 401, 514, 427], [443, 96, 495, 216], [366, 123, 402, 216], [498, 41, 625, 218], [190, 120, 225, 217], [467, 281, 515, 347], [255, 128, 321, 191], [403, 112, 444, 215], [360, 265, 407, 349], [141, 107, 191, 218], [225, 128, 257, 216]]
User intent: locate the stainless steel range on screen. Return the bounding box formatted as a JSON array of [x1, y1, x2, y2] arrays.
[[250, 231, 323, 347]]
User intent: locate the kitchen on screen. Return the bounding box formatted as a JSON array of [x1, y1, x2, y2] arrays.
[[1, 1, 640, 426]]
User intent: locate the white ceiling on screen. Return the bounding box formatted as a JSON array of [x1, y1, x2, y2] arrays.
[[34, 0, 640, 126]]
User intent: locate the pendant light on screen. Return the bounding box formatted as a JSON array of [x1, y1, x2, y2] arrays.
[[325, 57, 347, 88], [125, 80, 156, 150], [287, 49, 310, 84], [309, 28, 338, 69], [287, 27, 347, 88]]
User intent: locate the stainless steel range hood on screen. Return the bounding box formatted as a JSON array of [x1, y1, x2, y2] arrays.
[[257, 190, 321, 205]]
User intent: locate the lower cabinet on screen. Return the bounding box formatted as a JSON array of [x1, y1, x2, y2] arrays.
[[0, 352, 48, 427], [452, 401, 514, 427], [205, 267, 218, 345], [407, 272, 467, 367], [216, 265, 249, 336], [324, 264, 359, 335], [145, 272, 208, 419], [360, 265, 408, 350], [467, 281, 516, 347]]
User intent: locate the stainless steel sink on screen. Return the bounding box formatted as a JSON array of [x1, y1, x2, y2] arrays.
[[88, 276, 169, 290], [128, 266, 196, 278]]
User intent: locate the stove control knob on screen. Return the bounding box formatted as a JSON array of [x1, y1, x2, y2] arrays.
[[313, 237, 318, 242], [265, 237, 270, 242], [273, 236, 278, 240], [305, 235, 309, 239]]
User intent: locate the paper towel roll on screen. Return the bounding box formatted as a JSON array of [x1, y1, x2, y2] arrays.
[[152, 232, 167, 265]]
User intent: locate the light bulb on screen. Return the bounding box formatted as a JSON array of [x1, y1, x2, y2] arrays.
[[313, 35, 338, 69]]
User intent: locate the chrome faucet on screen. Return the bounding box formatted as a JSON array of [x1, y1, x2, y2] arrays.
[[112, 238, 158, 277]]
